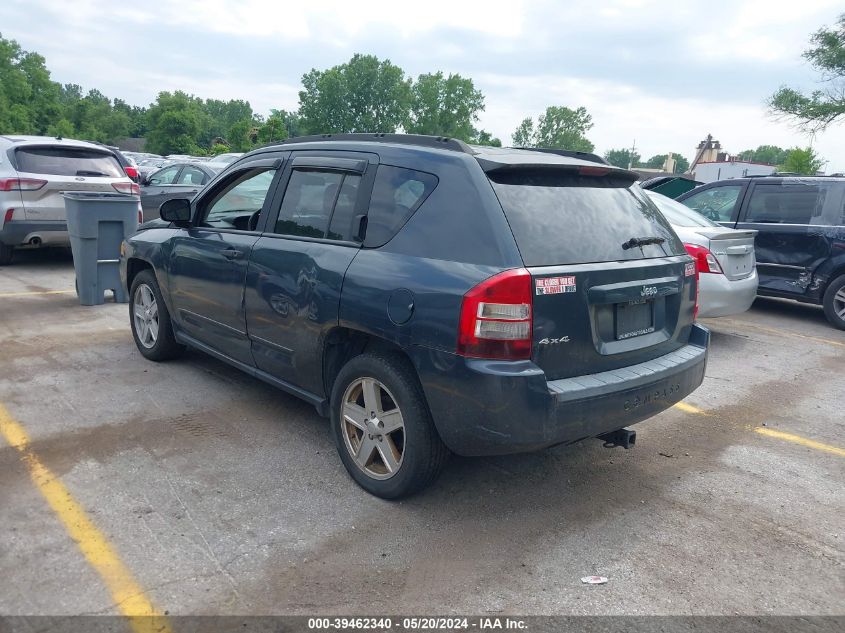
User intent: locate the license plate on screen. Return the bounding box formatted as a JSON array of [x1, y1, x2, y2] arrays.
[[616, 300, 654, 340]]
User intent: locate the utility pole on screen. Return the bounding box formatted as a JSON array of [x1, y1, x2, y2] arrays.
[[628, 139, 637, 169]]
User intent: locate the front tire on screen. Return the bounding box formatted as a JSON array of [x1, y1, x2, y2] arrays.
[[331, 352, 449, 499], [822, 274, 845, 330], [129, 270, 184, 361]]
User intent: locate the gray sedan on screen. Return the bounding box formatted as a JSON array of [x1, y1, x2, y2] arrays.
[[140, 162, 222, 221]]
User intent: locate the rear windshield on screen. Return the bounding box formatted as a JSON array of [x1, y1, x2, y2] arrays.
[[490, 170, 684, 266], [16, 147, 124, 177]]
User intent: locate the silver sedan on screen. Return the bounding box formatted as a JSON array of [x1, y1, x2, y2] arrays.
[[646, 190, 758, 318]]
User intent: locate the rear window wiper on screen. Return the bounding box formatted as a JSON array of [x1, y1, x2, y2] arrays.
[[622, 236, 666, 250], [76, 170, 110, 177]]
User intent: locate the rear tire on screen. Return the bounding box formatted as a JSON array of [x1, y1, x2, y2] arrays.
[[0, 244, 13, 265], [330, 352, 449, 499], [822, 274, 845, 330], [129, 270, 185, 361]]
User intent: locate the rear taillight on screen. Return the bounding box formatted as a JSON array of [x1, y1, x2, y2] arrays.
[[684, 243, 722, 274], [113, 182, 141, 195], [124, 166, 139, 180], [457, 268, 533, 360], [0, 177, 47, 192], [4, 209, 13, 223]]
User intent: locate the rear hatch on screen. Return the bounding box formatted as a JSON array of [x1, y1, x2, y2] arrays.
[[695, 228, 757, 280], [13, 145, 129, 221], [488, 166, 697, 381]]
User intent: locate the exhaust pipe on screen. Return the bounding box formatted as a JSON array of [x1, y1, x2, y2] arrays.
[[598, 428, 636, 449], [29, 236, 42, 247]]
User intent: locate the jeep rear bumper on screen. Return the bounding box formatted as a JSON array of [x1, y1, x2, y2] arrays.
[[415, 323, 709, 456]]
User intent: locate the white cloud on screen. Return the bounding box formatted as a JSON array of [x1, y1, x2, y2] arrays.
[[474, 73, 844, 171], [2, 0, 843, 170]]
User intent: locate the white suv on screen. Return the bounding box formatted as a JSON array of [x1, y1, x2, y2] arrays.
[[0, 135, 139, 265]]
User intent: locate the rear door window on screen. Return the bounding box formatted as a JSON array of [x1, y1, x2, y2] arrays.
[[490, 171, 683, 267], [274, 169, 351, 239], [176, 165, 207, 185], [16, 147, 123, 177], [744, 182, 835, 225], [149, 166, 180, 185], [680, 185, 743, 222], [364, 165, 438, 247]]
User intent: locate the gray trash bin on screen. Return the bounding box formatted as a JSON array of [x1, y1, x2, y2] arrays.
[[63, 192, 139, 305]]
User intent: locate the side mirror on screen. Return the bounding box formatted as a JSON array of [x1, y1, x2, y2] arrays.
[[160, 198, 192, 225]]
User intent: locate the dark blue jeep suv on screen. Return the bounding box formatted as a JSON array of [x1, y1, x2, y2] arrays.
[[121, 134, 709, 498]]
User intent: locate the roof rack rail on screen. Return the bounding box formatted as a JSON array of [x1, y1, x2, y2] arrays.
[[511, 147, 609, 166], [270, 133, 475, 155]]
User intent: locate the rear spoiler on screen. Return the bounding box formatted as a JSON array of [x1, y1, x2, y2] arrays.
[[510, 147, 609, 165], [479, 158, 639, 185]]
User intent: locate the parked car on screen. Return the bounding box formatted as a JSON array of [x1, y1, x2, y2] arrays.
[[645, 190, 758, 317], [211, 152, 244, 165], [0, 135, 139, 265], [121, 134, 709, 498], [137, 157, 173, 180], [88, 142, 140, 183], [139, 161, 222, 221], [677, 176, 845, 329]]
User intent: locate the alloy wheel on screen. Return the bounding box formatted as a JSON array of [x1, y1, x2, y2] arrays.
[[340, 377, 405, 480], [835, 287, 845, 320], [133, 283, 159, 349]]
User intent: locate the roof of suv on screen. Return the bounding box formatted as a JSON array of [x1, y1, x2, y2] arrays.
[[253, 133, 635, 178], [0, 135, 117, 152]]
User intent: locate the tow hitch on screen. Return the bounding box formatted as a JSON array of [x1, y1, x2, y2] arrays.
[[598, 428, 636, 449]]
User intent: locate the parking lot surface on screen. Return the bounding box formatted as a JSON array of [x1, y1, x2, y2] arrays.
[[1, 249, 843, 616]]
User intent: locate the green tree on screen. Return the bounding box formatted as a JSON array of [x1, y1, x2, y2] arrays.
[[643, 153, 690, 173], [0, 33, 62, 135], [736, 145, 789, 165], [145, 91, 205, 155], [46, 118, 74, 139], [779, 147, 824, 174], [256, 109, 290, 144], [511, 117, 534, 147], [227, 119, 258, 151], [471, 129, 501, 147], [406, 72, 485, 141], [510, 106, 594, 151], [769, 13, 845, 132], [298, 54, 411, 134], [605, 148, 641, 169]]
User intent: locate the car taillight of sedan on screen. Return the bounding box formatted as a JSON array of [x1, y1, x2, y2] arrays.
[[684, 243, 723, 274]]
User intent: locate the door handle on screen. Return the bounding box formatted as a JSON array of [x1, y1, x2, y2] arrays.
[[221, 249, 243, 260]]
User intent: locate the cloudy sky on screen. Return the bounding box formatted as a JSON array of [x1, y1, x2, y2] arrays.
[[2, 0, 843, 170]]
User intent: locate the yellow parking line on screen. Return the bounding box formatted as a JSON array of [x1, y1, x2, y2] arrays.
[[673, 402, 709, 415], [716, 320, 845, 349], [0, 404, 170, 632], [0, 289, 74, 297], [754, 427, 845, 457]]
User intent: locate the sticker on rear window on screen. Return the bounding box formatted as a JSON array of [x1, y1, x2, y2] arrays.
[[684, 263, 696, 277], [536, 276, 576, 295]]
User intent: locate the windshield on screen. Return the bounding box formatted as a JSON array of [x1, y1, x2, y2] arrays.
[[646, 191, 721, 227], [490, 171, 684, 266]]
